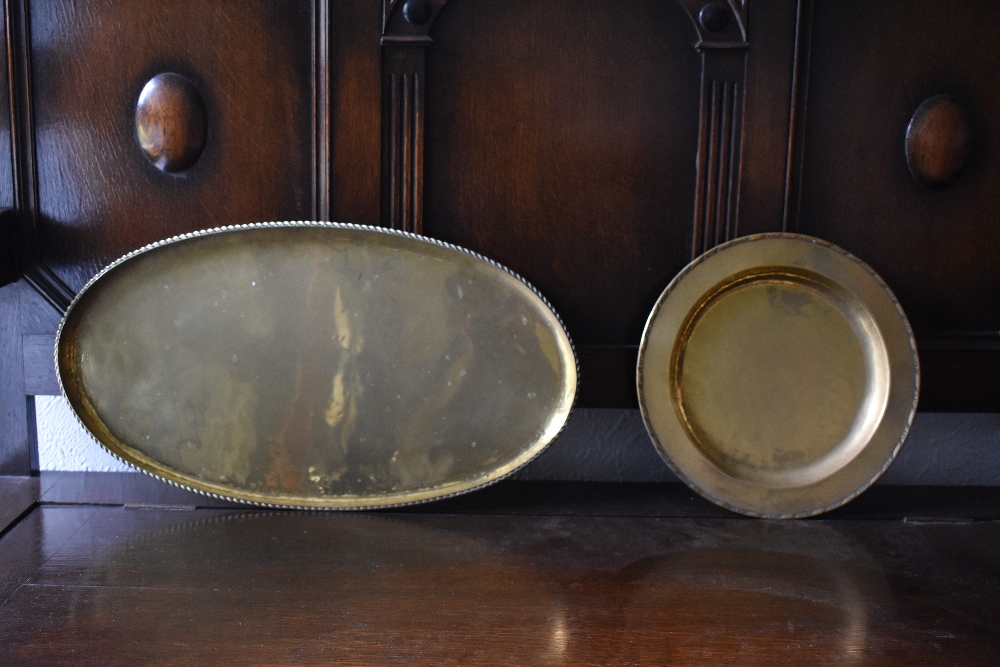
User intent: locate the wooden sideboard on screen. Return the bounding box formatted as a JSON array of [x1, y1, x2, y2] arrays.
[[0, 473, 999, 665], [4, 0, 1000, 477], [1, 3, 1000, 663]]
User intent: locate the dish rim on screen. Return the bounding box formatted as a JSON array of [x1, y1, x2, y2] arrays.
[[636, 232, 919, 518], [55, 220, 579, 510]]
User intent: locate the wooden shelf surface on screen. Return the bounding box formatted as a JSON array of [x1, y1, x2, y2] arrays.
[[1, 473, 999, 665]]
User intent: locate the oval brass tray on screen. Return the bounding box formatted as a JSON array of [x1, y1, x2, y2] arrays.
[[56, 222, 577, 509], [637, 234, 918, 518]]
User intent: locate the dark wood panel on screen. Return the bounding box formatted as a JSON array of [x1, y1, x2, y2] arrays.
[[2, 505, 1000, 665], [795, 0, 1000, 336], [22, 333, 58, 396], [739, 0, 798, 234], [917, 346, 1000, 413], [0, 7, 12, 216], [422, 0, 702, 346], [16, 278, 61, 334], [0, 284, 30, 474], [328, 0, 381, 228], [32, 472, 1000, 522], [37, 471, 240, 509], [576, 345, 639, 408], [28, 0, 319, 294], [0, 6, 15, 287], [0, 212, 19, 288], [0, 476, 37, 535]]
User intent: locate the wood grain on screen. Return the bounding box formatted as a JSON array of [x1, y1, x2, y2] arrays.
[[0, 476, 37, 535], [15, 279, 61, 335], [1, 504, 999, 665], [0, 284, 29, 474], [21, 333, 58, 396], [134, 73, 208, 173], [794, 0, 1000, 337], [2, 0, 1000, 462], [738, 0, 797, 235], [29, 0, 319, 295], [0, 6, 15, 288], [905, 94, 972, 189], [0, 506, 96, 607], [328, 0, 382, 228], [422, 0, 702, 346], [0, 7, 12, 217]]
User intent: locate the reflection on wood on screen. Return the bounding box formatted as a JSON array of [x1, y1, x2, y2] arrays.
[[1, 505, 999, 665]]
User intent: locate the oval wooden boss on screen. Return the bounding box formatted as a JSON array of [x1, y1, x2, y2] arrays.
[[56, 222, 577, 508]]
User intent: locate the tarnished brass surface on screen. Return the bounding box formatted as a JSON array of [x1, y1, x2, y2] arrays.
[[638, 234, 918, 518], [57, 223, 577, 508]]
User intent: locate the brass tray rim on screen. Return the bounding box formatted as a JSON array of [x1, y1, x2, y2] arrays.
[[55, 220, 579, 510], [636, 233, 920, 519]]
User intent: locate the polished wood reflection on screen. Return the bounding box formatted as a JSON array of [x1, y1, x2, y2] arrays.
[[2, 483, 999, 665], [0, 476, 37, 533], [906, 94, 971, 189], [135, 73, 207, 173]]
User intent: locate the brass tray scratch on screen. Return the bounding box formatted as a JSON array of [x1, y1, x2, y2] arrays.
[[637, 234, 919, 518], [56, 222, 577, 509]]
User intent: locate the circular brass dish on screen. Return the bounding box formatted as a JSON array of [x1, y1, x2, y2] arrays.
[[637, 234, 918, 518]]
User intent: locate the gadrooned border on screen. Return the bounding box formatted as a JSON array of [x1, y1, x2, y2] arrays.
[[54, 221, 580, 511], [636, 232, 920, 519]]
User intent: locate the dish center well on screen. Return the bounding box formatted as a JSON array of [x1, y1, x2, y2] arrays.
[[673, 271, 890, 488]]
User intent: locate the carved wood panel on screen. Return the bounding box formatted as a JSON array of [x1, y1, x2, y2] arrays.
[[21, 0, 327, 310], [792, 0, 1000, 340], [1, 0, 993, 448], [374, 0, 795, 406], [381, 0, 757, 348], [417, 0, 705, 346], [380, 0, 447, 232]]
